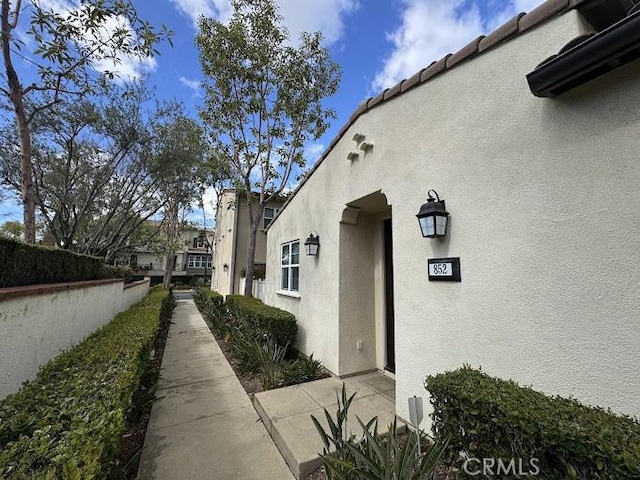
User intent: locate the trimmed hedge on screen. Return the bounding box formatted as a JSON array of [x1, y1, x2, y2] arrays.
[[0, 237, 129, 288], [0, 288, 176, 479], [226, 294, 297, 350], [425, 366, 640, 479], [193, 287, 224, 320]]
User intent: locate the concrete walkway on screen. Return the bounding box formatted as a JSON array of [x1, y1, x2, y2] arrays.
[[137, 295, 294, 480]]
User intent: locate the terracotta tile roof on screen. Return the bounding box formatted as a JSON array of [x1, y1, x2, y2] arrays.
[[268, 0, 583, 228]]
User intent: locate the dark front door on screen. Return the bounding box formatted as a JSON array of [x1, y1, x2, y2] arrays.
[[384, 218, 395, 373]]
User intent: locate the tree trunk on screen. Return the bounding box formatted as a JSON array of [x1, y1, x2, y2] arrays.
[[162, 250, 175, 290], [1, 1, 36, 242], [163, 199, 179, 290], [243, 203, 264, 297]]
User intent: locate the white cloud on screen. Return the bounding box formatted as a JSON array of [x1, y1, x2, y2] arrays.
[[371, 0, 545, 93], [169, 0, 232, 26], [304, 142, 325, 162], [189, 186, 218, 228], [372, 0, 483, 92], [180, 76, 202, 93], [170, 0, 359, 46], [277, 0, 359, 46]]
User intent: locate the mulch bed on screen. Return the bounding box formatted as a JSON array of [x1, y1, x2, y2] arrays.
[[200, 311, 328, 397], [107, 301, 173, 479]]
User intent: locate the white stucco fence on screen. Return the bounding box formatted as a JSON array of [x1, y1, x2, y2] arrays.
[[0, 278, 150, 400]]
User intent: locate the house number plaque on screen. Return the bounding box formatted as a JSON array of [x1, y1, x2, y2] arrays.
[[428, 257, 461, 282]]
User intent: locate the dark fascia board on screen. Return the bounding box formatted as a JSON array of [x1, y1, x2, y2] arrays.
[[526, 10, 640, 97]]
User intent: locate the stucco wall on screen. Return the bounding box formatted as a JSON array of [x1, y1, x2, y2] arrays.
[[212, 191, 238, 295], [0, 279, 149, 400], [122, 278, 151, 310], [266, 10, 640, 423], [213, 190, 284, 296], [338, 214, 378, 374]]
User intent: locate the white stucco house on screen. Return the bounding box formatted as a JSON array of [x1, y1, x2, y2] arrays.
[[264, 0, 640, 424]]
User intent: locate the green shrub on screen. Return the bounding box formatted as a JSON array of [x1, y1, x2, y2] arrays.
[[281, 353, 324, 387], [103, 265, 133, 282], [0, 288, 176, 479], [193, 287, 226, 334], [425, 366, 640, 479], [226, 294, 297, 350], [312, 384, 446, 480], [230, 331, 265, 375], [0, 237, 123, 287]]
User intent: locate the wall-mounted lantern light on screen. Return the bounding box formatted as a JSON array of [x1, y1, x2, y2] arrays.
[[223, 263, 229, 272], [304, 232, 320, 256], [416, 190, 449, 238]]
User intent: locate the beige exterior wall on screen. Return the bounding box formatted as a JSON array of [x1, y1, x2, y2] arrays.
[[212, 190, 283, 296], [266, 10, 640, 424], [212, 191, 240, 295]]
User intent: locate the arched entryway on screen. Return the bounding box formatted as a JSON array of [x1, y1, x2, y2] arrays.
[[338, 190, 394, 376]]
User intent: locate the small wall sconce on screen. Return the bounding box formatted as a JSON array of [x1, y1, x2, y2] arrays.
[[304, 232, 320, 256], [223, 263, 229, 272], [416, 190, 449, 238]]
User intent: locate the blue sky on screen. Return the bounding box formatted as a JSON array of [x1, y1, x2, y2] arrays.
[[1, 0, 542, 224]]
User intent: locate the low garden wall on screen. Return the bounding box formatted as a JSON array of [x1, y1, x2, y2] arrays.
[[122, 278, 151, 309], [0, 277, 150, 400]]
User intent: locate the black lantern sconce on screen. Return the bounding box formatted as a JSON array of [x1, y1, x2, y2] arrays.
[[416, 190, 449, 238], [304, 232, 320, 256], [223, 263, 229, 272]]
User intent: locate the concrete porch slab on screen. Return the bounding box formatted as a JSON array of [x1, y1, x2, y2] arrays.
[[253, 372, 401, 479]]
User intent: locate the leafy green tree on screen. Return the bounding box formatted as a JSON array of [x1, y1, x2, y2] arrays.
[[147, 104, 209, 289], [0, 219, 22, 240], [196, 0, 340, 296], [0, 84, 169, 260], [0, 0, 172, 243]]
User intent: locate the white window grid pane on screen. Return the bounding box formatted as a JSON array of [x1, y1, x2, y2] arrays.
[[291, 266, 299, 291], [281, 240, 300, 291]]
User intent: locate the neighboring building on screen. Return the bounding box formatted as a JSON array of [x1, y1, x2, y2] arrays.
[[211, 189, 284, 296], [265, 0, 640, 426], [126, 227, 214, 285]]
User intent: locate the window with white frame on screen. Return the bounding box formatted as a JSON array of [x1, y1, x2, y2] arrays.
[[188, 255, 212, 269], [281, 240, 299, 292], [193, 235, 206, 248], [263, 207, 280, 229]]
